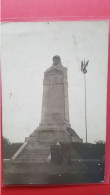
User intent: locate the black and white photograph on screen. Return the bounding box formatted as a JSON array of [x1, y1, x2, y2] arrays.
[[1, 21, 109, 185]]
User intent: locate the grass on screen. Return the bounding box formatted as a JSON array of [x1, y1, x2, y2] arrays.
[[3, 159, 105, 185]]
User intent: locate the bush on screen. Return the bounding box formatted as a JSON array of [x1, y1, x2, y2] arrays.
[[60, 142, 105, 160], [2, 136, 23, 159]]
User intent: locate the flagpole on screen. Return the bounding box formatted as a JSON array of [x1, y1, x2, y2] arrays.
[[84, 74, 87, 143], [81, 60, 89, 143]]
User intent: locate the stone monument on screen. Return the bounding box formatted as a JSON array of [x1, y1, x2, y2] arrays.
[[12, 56, 83, 162]]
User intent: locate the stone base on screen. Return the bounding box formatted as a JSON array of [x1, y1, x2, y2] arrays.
[[29, 126, 72, 144], [12, 126, 83, 162]]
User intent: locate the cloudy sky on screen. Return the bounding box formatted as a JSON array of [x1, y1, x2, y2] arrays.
[[1, 21, 109, 143]]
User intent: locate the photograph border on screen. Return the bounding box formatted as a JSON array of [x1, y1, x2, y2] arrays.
[[0, 0, 110, 191]]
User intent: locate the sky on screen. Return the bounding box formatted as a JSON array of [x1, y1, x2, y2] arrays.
[[1, 21, 109, 143]]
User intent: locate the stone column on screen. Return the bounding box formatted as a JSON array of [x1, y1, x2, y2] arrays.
[[40, 55, 70, 129]]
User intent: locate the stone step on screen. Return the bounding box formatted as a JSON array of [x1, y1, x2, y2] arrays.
[[18, 150, 50, 154], [16, 148, 50, 162], [17, 153, 50, 158], [16, 156, 50, 162], [15, 159, 49, 162], [18, 149, 50, 154], [15, 143, 51, 162]]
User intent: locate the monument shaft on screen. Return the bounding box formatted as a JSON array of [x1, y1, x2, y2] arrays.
[[40, 64, 70, 128]]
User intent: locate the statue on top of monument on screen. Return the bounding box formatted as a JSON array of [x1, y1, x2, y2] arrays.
[[52, 55, 62, 66], [44, 55, 66, 79]]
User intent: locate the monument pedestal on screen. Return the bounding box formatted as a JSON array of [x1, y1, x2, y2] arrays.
[[30, 127, 72, 144]]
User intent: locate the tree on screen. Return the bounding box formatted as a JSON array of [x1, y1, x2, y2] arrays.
[[3, 136, 11, 146], [2, 136, 11, 159], [95, 140, 105, 144]]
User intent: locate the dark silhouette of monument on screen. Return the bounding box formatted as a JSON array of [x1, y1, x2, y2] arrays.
[[12, 56, 82, 162]]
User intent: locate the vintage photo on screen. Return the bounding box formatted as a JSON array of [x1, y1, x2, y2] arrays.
[[1, 21, 109, 185]]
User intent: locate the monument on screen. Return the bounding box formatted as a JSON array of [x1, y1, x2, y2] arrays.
[[12, 56, 83, 162]]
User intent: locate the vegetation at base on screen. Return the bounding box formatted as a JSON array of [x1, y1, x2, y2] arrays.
[[51, 142, 105, 164], [2, 136, 23, 159], [2, 136, 105, 161]]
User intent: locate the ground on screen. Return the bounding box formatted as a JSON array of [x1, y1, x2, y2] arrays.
[[3, 159, 105, 185]]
